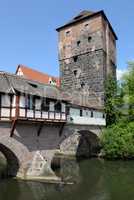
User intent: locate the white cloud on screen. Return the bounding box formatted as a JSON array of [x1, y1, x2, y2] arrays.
[[117, 69, 126, 80]]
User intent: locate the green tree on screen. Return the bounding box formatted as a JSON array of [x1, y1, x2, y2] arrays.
[[122, 61, 134, 121], [101, 121, 134, 159], [104, 75, 117, 126], [101, 62, 134, 159]]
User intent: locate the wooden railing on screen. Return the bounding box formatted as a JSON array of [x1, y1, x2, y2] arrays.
[[0, 106, 67, 122]]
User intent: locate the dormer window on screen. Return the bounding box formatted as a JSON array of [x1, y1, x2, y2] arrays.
[[49, 79, 56, 85], [77, 41, 81, 47], [73, 56, 78, 62]]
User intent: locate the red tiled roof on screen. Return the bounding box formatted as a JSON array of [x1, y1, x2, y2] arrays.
[[16, 65, 60, 87]]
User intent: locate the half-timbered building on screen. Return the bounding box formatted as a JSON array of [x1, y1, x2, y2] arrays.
[[0, 71, 105, 136]]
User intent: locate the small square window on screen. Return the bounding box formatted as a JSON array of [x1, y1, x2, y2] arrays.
[[77, 41, 81, 47], [85, 24, 89, 28], [81, 82, 85, 88], [73, 70, 78, 76], [66, 31, 70, 36], [88, 36, 92, 42], [73, 56, 78, 62]]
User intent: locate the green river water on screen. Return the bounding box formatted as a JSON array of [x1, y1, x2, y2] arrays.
[[0, 158, 134, 200]]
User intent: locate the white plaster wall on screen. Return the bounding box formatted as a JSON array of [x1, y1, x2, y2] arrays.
[[12, 108, 16, 117], [1, 108, 10, 117], [49, 102, 54, 112], [93, 111, 103, 118], [19, 109, 25, 117], [83, 109, 91, 117], [55, 113, 61, 120], [62, 113, 66, 120], [1, 95, 10, 107], [12, 95, 16, 107], [61, 103, 66, 112], [35, 111, 41, 118], [68, 116, 106, 126], [35, 99, 41, 110], [17, 68, 23, 76], [27, 110, 34, 118], [70, 108, 80, 116], [19, 96, 25, 108], [49, 112, 54, 119], [42, 112, 48, 119]]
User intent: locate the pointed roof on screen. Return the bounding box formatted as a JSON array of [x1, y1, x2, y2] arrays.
[[16, 65, 60, 87], [0, 72, 64, 100], [56, 10, 118, 40], [67, 10, 94, 24]]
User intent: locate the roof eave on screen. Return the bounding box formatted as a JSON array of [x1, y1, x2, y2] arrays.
[[56, 10, 118, 40]]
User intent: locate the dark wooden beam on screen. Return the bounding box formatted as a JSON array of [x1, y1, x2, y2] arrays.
[[37, 122, 44, 137], [10, 119, 17, 137], [15, 95, 20, 118], [59, 123, 65, 136], [10, 95, 13, 120]]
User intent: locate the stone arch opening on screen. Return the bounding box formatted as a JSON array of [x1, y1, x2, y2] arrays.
[[76, 130, 100, 159], [0, 144, 19, 177]]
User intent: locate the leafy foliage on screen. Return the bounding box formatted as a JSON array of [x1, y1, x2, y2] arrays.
[[101, 122, 134, 159], [121, 62, 134, 120], [102, 62, 134, 159], [104, 75, 118, 126]]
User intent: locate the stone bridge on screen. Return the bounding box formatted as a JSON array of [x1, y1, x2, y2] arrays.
[[0, 121, 102, 180]]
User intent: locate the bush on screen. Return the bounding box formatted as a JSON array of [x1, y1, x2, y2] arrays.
[[101, 121, 134, 159]]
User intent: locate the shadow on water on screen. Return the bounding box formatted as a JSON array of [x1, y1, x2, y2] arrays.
[[0, 157, 134, 200]]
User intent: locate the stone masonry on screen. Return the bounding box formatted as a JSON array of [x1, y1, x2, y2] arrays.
[[57, 11, 117, 107], [0, 121, 102, 179]]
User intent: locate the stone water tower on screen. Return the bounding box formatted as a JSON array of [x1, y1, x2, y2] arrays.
[[56, 10, 117, 107]]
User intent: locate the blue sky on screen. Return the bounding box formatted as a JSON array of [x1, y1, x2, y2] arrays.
[[0, 0, 133, 78]]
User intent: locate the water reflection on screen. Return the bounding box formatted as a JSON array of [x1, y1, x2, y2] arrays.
[[0, 158, 134, 200]]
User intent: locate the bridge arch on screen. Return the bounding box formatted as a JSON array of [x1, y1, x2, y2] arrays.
[[76, 130, 100, 158], [60, 128, 101, 158], [0, 143, 19, 177]]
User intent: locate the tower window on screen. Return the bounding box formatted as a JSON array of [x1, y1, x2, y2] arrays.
[[85, 24, 89, 28], [88, 36, 92, 42], [73, 70, 78, 76], [66, 31, 70, 36], [81, 82, 85, 88], [77, 41, 81, 47], [73, 56, 78, 62]]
